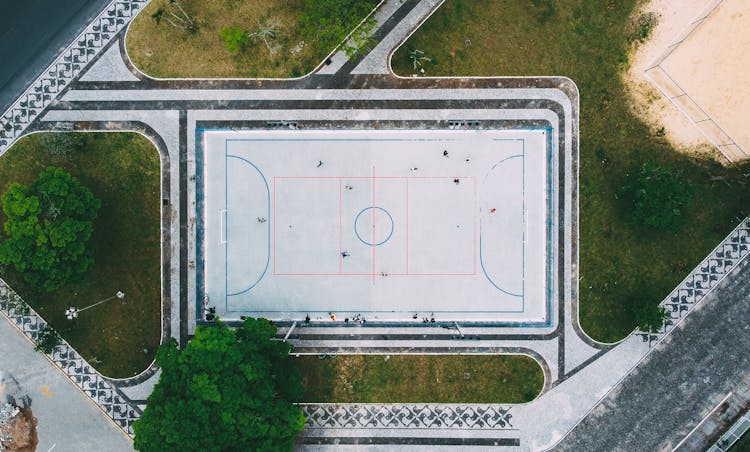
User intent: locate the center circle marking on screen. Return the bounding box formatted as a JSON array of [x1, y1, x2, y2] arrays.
[[354, 206, 394, 246]]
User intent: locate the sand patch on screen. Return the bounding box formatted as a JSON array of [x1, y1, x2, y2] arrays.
[[623, 0, 750, 161]]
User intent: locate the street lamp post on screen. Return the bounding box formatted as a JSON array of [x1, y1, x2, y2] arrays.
[[65, 291, 125, 320]]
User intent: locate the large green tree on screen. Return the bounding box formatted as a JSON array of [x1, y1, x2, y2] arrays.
[[133, 318, 306, 452], [0, 166, 101, 291]]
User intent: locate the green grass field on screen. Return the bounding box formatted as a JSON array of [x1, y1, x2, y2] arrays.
[[296, 354, 543, 403], [392, 0, 750, 343], [0, 132, 161, 378], [126, 0, 377, 78]]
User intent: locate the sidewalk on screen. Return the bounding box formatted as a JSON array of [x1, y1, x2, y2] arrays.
[[0, 314, 133, 452]]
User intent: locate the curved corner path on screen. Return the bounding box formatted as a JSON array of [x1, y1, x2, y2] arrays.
[[555, 258, 750, 451], [0, 313, 133, 451]]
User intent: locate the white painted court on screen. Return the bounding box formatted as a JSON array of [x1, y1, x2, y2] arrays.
[[200, 128, 554, 324]]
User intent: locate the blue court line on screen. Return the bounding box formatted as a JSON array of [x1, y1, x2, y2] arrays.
[[225, 154, 271, 297], [480, 152, 524, 298], [354, 206, 395, 246], [214, 131, 555, 325]]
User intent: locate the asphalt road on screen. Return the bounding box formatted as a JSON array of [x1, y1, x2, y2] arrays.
[[0, 0, 113, 113], [0, 314, 134, 451], [555, 258, 750, 451]]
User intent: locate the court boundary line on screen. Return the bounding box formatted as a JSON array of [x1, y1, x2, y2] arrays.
[[204, 129, 553, 323]]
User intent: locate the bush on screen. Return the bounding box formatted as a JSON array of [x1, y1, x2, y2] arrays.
[[620, 162, 694, 231], [634, 303, 668, 333], [0, 167, 101, 291], [220, 26, 249, 53]]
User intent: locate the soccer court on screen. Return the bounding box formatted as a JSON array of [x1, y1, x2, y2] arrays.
[[200, 128, 554, 324]]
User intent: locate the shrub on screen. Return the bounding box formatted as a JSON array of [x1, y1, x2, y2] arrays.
[[634, 303, 668, 333], [220, 26, 249, 53], [630, 12, 658, 43], [35, 325, 62, 354]]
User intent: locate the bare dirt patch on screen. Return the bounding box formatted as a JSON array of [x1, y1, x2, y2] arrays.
[[623, 0, 717, 158], [0, 408, 37, 452]]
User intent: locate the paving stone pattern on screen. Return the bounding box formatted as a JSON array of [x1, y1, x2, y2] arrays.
[[0, 0, 147, 154], [303, 404, 514, 429], [637, 217, 750, 346], [0, 280, 142, 436]]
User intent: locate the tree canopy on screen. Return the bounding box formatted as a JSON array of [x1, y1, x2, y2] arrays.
[[0, 166, 101, 291], [133, 318, 306, 452], [620, 161, 694, 231]]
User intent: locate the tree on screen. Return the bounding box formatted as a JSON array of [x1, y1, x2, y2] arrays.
[[0, 167, 101, 291], [299, 0, 377, 54], [620, 161, 694, 231], [133, 318, 305, 452]]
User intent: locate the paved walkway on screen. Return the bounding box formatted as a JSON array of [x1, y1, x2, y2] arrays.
[[0, 313, 133, 451], [555, 258, 750, 451]]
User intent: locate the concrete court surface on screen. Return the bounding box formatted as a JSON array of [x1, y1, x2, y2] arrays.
[[0, 314, 133, 452], [202, 128, 553, 324]]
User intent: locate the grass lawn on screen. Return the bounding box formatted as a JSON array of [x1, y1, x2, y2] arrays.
[[295, 354, 543, 403], [126, 0, 377, 78], [0, 132, 161, 378], [392, 0, 750, 342], [731, 430, 750, 451]]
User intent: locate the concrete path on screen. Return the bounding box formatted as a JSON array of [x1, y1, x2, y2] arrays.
[[0, 313, 133, 452], [555, 258, 750, 451], [352, 0, 442, 75]]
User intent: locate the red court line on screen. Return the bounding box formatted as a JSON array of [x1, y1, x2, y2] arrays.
[[273, 174, 476, 277], [339, 177, 343, 274], [273, 176, 277, 274], [274, 273, 476, 276], [273, 176, 467, 179]]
